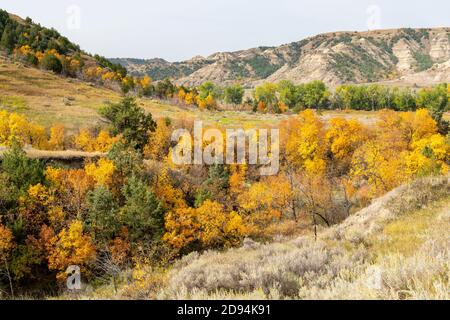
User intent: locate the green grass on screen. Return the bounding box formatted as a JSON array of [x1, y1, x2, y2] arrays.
[[0, 95, 28, 111]]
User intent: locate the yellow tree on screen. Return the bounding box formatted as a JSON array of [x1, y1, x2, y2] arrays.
[[177, 88, 186, 104], [140, 75, 152, 91], [153, 167, 186, 210], [351, 140, 406, 198], [285, 110, 327, 175], [45, 220, 96, 281], [94, 130, 119, 152], [238, 175, 292, 233], [403, 134, 450, 177], [144, 118, 172, 161], [185, 92, 195, 106], [0, 224, 15, 296], [45, 167, 95, 217], [75, 129, 94, 152], [326, 118, 367, 161], [48, 124, 65, 151], [229, 164, 247, 197], [85, 158, 116, 187], [164, 200, 248, 250]]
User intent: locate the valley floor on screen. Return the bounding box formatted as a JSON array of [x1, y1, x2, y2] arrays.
[[3, 55, 449, 134]]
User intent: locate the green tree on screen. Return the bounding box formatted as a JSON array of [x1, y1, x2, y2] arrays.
[[155, 78, 176, 99], [392, 87, 416, 111], [41, 53, 63, 74], [100, 97, 157, 151], [198, 81, 222, 100], [1, 143, 44, 197], [254, 82, 278, 110], [417, 84, 448, 126], [120, 176, 165, 242], [87, 186, 119, 245], [224, 84, 244, 105], [0, 23, 16, 53], [300, 80, 329, 109], [278, 80, 299, 109], [108, 141, 144, 178], [0, 10, 11, 36]]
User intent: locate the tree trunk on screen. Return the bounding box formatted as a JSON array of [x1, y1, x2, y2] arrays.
[[5, 261, 14, 299]]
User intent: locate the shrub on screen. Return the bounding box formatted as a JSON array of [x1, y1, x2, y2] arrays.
[[41, 53, 62, 73]]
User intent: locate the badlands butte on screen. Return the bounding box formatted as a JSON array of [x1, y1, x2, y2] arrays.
[[112, 27, 450, 88]]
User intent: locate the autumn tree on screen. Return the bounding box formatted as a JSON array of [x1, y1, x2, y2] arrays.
[[284, 110, 327, 175], [44, 221, 96, 281], [164, 200, 248, 252], [326, 118, 367, 171], [85, 158, 116, 187], [144, 117, 173, 161], [238, 175, 292, 233], [0, 224, 15, 297], [48, 124, 65, 150], [45, 167, 94, 217]]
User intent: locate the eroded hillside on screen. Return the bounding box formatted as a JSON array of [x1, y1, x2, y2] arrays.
[[114, 28, 450, 87]]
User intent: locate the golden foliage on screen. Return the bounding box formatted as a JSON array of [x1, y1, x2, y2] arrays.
[[0, 110, 48, 148], [144, 118, 172, 161], [75, 129, 118, 152], [164, 200, 248, 250], [48, 124, 65, 151], [85, 158, 116, 187], [0, 224, 14, 262], [285, 110, 327, 174], [238, 175, 293, 229], [45, 221, 96, 280], [326, 118, 367, 161]]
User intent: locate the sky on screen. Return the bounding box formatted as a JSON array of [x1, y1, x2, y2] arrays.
[[2, 0, 449, 62]]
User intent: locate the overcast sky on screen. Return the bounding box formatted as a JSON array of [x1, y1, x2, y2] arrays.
[[2, 0, 449, 61]]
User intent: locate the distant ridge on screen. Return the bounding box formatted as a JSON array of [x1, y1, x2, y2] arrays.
[[112, 27, 450, 87]]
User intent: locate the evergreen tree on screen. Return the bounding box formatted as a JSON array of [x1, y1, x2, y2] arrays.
[[120, 176, 165, 242], [0, 23, 16, 53]]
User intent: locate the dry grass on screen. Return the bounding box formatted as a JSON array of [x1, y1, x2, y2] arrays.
[[0, 146, 105, 160], [1, 55, 428, 134]]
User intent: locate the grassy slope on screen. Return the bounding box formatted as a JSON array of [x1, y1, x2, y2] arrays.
[[3, 55, 438, 135], [0, 55, 287, 131]]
